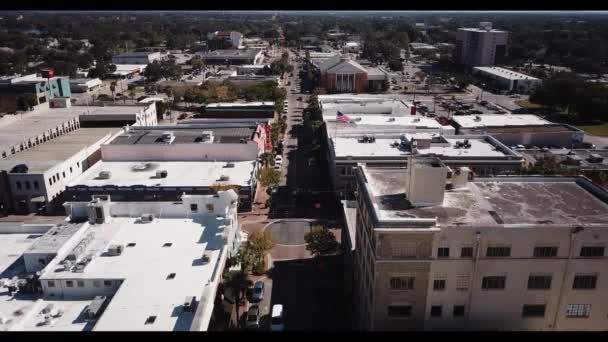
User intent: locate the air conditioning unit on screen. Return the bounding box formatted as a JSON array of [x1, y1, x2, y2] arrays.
[[156, 170, 168, 178], [107, 245, 124, 256], [225, 162, 235, 168], [183, 296, 196, 312], [98, 171, 111, 179], [140, 214, 154, 223], [218, 175, 229, 181]]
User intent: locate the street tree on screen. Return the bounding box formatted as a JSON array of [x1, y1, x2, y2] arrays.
[[246, 229, 275, 274], [222, 270, 252, 328], [257, 167, 281, 188], [304, 225, 340, 257]]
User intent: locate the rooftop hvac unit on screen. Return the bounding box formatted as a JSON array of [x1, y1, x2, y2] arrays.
[[160, 131, 174, 143], [107, 245, 124, 256], [588, 153, 604, 163], [388, 117, 396, 122], [156, 170, 168, 178], [413, 118, 420, 122], [225, 162, 235, 168], [219, 175, 230, 182], [140, 213, 154, 223], [98, 171, 111, 179], [474, 115, 482, 122]]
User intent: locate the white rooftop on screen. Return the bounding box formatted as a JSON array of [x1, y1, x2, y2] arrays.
[[473, 67, 540, 81], [67, 160, 257, 188], [332, 135, 514, 159], [206, 102, 274, 108], [452, 114, 553, 129]]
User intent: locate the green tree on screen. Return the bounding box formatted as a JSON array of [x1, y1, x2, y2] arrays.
[[304, 225, 340, 257], [222, 270, 252, 328], [527, 155, 570, 175], [109, 81, 117, 101], [257, 167, 281, 188], [246, 229, 275, 274], [259, 152, 275, 167], [388, 59, 404, 72]]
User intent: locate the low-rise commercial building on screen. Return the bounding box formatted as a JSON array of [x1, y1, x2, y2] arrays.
[[0, 73, 71, 112], [473, 67, 542, 93], [198, 49, 264, 65], [77, 103, 158, 128], [0, 191, 241, 331], [329, 133, 523, 197], [207, 31, 244, 49], [349, 156, 608, 331], [69, 78, 102, 93], [451, 114, 585, 148], [0, 128, 121, 214], [201, 102, 276, 120], [317, 57, 389, 93], [205, 74, 280, 87], [112, 52, 162, 65]]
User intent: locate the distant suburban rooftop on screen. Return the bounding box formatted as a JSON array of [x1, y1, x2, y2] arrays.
[[361, 165, 608, 226], [109, 126, 256, 145], [113, 51, 159, 58], [459, 27, 507, 33], [474, 67, 540, 81], [451, 114, 554, 129], [0, 128, 120, 173], [332, 134, 519, 160], [410, 42, 438, 50], [67, 160, 257, 188], [205, 102, 274, 108], [200, 49, 261, 59]]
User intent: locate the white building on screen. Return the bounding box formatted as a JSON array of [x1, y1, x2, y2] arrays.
[[111, 64, 147, 78], [69, 78, 102, 93], [456, 22, 509, 67], [0, 128, 122, 214], [0, 191, 241, 331], [207, 31, 244, 49], [77, 103, 158, 127], [349, 156, 608, 331], [473, 67, 542, 93], [112, 52, 162, 65], [451, 114, 585, 148], [342, 42, 361, 54]]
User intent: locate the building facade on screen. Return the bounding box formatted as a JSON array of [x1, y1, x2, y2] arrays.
[[350, 158, 608, 331], [473, 67, 542, 94], [0, 74, 71, 112], [112, 52, 162, 65]]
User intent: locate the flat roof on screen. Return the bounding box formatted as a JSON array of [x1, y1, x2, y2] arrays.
[[518, 149, 608, 170], [114, 51, 159, 58], [206, 102, 274, 108], [67, 160, 257, 188], [40, 213, 228, 331], [324, 115, 444, 134], [25, 223, 84, 255], [474, 67, 540, 81], [0, 128, 121, 173], [459, 27, 507, 33], [109, 127, 256, 145], [78, 105, 148, 116], [0, 109, 79, 151], [452, 114, 554, 129], [333, 135, 518, 160], [200, 49, 261, 59], [361, 165, 608, 226], [0, 232, 41, 279]]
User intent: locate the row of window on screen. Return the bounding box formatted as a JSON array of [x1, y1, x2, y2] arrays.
[[1, 122, 78, 158], [49, 162, 79, 186], [436, 246, 605, 259], [388, 304, 592, 319], [390, 274, 599, 291], [15, 180, 39, 191], [189, 203, 215, 212], [47, 279, 113, 288]]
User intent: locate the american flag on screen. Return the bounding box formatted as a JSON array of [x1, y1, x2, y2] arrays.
[[337, 111, 352, 123]]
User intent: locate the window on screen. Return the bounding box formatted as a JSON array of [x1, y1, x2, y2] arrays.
[[25, 181, 30, 190], [206, 203, 214, 212], [62, 172, 66, 178], [16, 181, 21, 190], [481, 276, 506, 290], [534, 246, 558, 258], [522, 305, 546, 317], [456, 274, 470, 291], [126, 243, 136, 247], [52, 175, 56, 182], [566, 304, 591, 318], [437, 247, 450, 258], [390, 277, 414, 290], [47, 281, 55, 288], [145, 316, 157, 325], [163, 243, 173, 247], [77, 162, 80, 168], [433, 279, 446, 291], [388, 305, 412, 317], [573, 275, 597, 289], [70, 167, 73, 173], [33, 181, 39, 190], [167, 273, 176, 280], [93, 280, 101, 287], [453, 305, 465, 317], [49, 178, 53, 185], [528, 275, 552, 290], [430, 306, 442, 317], [66, 280, 74, 287], [104, 280, 112, 287], [580, 246, 604, 257], [460, 247, 473, 258], [391, 242, 417, 258], [77, 280, 85, 287], [486, 246, 511, 257], [190, 204, 198, 212]]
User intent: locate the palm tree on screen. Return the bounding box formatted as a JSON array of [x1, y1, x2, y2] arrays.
[[222, 270, 252, 328], [110, 81, 117, 102]]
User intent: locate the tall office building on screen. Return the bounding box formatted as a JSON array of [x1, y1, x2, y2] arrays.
[[456, 22, 508, 67]]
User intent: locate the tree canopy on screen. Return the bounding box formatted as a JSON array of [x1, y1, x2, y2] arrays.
[[304, 225, 340, 257]]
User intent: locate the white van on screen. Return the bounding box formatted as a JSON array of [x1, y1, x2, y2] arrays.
[[270, 304, 284, 331]]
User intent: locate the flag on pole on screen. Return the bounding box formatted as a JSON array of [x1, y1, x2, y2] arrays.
[[337, 111, 352, 123]]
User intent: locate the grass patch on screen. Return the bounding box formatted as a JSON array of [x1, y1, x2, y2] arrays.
[[575, 124, 608, 137], [515, 100, 545, 109]]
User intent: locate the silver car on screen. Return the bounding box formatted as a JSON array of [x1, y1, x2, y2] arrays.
[[251, 280, 265, 302], [246, 305, 260, 328]]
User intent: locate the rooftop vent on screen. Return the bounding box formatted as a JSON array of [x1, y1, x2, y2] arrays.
[[156, 170, 168, 178], [107, 245, 124, 256], [98, 171, 111, 179], [474, 115, 482, 122], [158, 131, 174, 144], [140, 213, 154, 223], [388, 117, 396, 122], [225, 162, 235, 168], [218, 175, 230, 182]]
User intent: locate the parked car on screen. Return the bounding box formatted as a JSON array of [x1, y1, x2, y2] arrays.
[[470, 110, 483, 114], [251, 280, 265, 302], [246, 305, 260, 328], [275, 155, 283, 165], [392, 86, 402, 90], [270, 304, 285, 331], [479, 100, 488, 106]]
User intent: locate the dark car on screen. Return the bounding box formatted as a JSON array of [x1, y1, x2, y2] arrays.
[[246, 305, 260, 328]]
